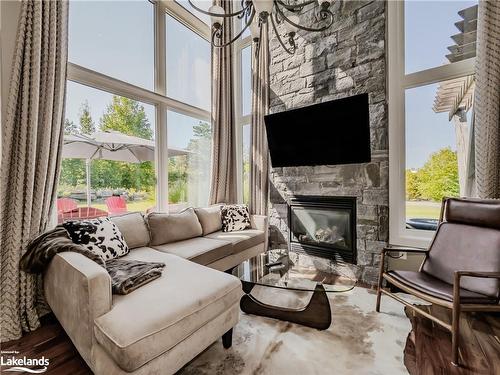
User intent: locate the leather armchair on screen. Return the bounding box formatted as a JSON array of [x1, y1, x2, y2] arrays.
[[376, 197, 500, 367]]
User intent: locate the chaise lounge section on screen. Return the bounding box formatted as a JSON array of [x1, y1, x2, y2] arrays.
[[44, 206, 267, 375]]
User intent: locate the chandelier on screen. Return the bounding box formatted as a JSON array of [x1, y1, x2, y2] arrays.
[[187, 0, 335, 54]]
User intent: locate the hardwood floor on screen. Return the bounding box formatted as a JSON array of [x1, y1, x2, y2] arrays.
[[1, 315, 92, 375], [2, 308, 499, 375], [404, 305, 500, 375]]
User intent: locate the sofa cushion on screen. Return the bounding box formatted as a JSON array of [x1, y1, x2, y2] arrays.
[[194, 205, 224, 235], [205, 229, 265, 254], [109, 212, 150, 249], [93, 247, 242, 372], [151, 237, 233, 265], [147, 208, 203, 246]]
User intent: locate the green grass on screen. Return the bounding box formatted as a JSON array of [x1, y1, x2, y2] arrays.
[[406, 201, 441, 219]]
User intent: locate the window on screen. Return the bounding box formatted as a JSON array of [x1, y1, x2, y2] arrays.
[[405, 1, 477, 73], [166, 15, 211, 111], [388, 1, 477, 247], [241, 46, 252, 116], [60, 82, 156, 214], [68, 0, 154, 89], [59, 1, 212, 220], [167, 110, 212, 209]]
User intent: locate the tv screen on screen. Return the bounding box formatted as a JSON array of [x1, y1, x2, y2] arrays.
[[264, 93, 371, 167]]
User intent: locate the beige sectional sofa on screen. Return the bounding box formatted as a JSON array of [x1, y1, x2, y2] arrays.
[[44, 206, 267, 375]]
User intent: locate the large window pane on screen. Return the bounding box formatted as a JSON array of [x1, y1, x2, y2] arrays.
[[167, 111, 212, 210], [58, 82, 157, 222], [176, 0, 211, 25], [404, 80, 472, 230], [242, 124, 251, 204], [241, 46, 252, 116], [405, 1, 477, 74], [69, 1, 154, 89], [166, 15, 211, 111]]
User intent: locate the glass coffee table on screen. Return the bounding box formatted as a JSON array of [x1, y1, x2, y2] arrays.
[[231, 249, 357, 330]]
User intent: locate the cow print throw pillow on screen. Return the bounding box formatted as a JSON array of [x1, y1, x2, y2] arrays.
[[221, 204, 251, 232], [63, 218, 129, 261]]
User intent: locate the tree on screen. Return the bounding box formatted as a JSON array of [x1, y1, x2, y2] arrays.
[[415, 148, 459, 201], [79, 101, 95, 135], [405, 169, 421, 200], [100, 96, 153, 140], [64, 119, 78, 135]]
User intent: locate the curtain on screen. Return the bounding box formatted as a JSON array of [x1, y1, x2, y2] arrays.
[[249, 22, 270, 216], [474, 1, 500, 198], [209, 0, 237, 204], [0, 0, 68, 342], [464, 109, 476, 197]]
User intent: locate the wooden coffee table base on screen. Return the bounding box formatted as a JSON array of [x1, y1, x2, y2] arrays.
[[240, 283, 332, 330]]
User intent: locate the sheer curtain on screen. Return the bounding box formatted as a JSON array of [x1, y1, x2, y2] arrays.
[[249, 22, 270, 216], [474, 1, 500, 198], [209, 0, 237, 204], [0, 0, 68, 341]]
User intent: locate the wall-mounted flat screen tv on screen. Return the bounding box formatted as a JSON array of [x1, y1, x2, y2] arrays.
[[264, 93, 371, 167]]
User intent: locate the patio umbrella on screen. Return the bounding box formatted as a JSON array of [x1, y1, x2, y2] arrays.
[[62, 130, 190, 206]]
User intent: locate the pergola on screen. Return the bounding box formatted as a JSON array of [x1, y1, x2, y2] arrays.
[[433, 5, 478, 196]]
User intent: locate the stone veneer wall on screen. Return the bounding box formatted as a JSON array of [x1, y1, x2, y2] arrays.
[[268, 0, 388, 284]]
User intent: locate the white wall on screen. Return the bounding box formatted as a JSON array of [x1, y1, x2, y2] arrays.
[[1, 0, 21, 123]]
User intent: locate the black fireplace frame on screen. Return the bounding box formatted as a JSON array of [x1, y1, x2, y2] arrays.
[[287, 195, 357, 264]]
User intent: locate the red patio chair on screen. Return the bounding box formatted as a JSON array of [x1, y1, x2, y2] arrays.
[[57, 198, 78, 213], [106, 196, 128, 215]]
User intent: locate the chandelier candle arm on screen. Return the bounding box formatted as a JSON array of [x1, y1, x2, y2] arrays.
[[187, 0, 249, 18], [212, 8, 256, 48], [275, 4, 334, 33], [276, 0, 317, 12], [187, 0, 336, 56], [270, 12, 295, 55]]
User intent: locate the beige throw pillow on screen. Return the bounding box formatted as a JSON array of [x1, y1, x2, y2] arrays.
[[194, 204, 224, 236], [147, 208, 203, 245], [109, 212, 150, 249]]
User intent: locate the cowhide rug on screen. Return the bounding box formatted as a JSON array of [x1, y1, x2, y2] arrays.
[[180, 287, 423, 375]]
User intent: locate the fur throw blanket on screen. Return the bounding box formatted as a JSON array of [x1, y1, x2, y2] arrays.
[[20, 226, 165, 295]]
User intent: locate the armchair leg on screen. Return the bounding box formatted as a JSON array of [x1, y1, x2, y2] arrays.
[[375, 252, 386, 313], [451, 304, 460, 366]]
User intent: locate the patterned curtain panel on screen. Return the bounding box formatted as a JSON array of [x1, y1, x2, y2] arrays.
[[0, 0, 68, 342], [474, 1, 500, 198], [249, 22, 270, 216], [209, 0, 237, 204]]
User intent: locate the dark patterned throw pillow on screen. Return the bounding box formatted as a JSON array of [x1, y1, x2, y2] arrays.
[[221, 204, 251, 232], [63, 217, 129, 261]]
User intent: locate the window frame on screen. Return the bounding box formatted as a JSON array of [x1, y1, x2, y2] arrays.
[[66, 0, 212, 212], [387, 1, 476, 247]]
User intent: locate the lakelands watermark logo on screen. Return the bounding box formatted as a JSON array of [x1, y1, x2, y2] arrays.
[[1, 350, 49, 373]]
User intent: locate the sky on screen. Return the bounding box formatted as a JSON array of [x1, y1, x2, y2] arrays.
[[66, 0, 476, 168]]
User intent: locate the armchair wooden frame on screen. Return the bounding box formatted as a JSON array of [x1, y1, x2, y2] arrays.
[[376, 246, 500, 366]]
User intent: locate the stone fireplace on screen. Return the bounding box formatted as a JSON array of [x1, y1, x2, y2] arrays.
[[289, 196, 357, 263], [268, 0, 388, 284]]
